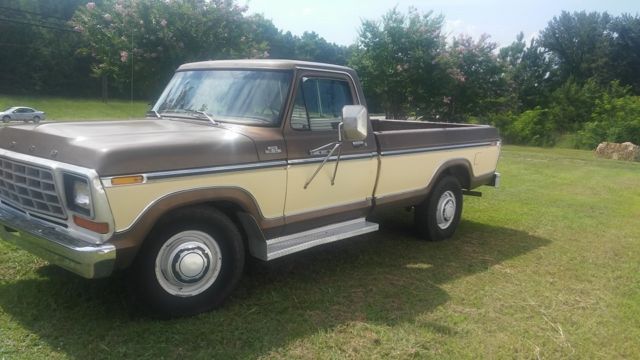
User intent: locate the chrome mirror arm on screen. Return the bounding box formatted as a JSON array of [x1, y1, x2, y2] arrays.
[[304, 142, 341, 189], [330, 142, 342, 185], [330, 122, 344, 185], [304, 122, 345, 189], [309, 141, 338, 154]]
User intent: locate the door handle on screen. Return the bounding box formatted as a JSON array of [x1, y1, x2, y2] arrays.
[[309, 149, 331, 156]]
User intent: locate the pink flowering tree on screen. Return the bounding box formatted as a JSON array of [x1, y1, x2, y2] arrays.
[[71, 0, 268, 101], [349, 8, 449, 119], [444, 34, 508, 119]]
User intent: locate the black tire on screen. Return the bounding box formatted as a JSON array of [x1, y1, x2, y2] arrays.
[[415, 176, 463, 241], [2, 116, 9, 123], [128, 207, 245, 318], [33, 116, 41, 123]]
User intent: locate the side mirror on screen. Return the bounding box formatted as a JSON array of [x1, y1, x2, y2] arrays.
[[341, 105, 368, 141]]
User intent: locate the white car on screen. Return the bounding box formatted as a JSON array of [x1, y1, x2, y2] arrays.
[[1, 106, 46, 123]]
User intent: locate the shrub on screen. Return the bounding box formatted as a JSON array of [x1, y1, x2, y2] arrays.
[[508, 108, 557, 146], [575, 95, 640, 148]]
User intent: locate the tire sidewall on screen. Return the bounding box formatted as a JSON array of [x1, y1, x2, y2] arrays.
[[131, 208, 244, 317], [416, 176, 463, 241]]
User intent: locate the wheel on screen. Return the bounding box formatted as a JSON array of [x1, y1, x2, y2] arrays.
[[415, 176, 463, 241], [33, 116, 41, 123], [128, 207, 245, 317], [2, 116, 9, 123]]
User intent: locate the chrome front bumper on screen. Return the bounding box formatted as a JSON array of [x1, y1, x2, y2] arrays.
[[0, 205, 116, 279]]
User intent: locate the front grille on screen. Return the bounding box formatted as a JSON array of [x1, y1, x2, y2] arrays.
[[0, 157, 66, 218]]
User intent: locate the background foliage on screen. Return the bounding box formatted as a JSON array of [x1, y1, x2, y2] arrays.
[[1, 0, 639, 148]]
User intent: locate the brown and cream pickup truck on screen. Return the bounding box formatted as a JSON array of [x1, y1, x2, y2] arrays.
[[0, 60, 500, 316]]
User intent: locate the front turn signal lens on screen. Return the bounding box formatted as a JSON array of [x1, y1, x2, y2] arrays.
[[73, 215, 109, 234]]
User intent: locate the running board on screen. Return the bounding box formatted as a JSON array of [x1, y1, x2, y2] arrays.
[[263, 218, 379, 261]]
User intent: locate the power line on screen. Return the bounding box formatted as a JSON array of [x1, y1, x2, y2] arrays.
[[0, 6, 70, 21], [0, 17, 76, 32], [0, 42, 44, 48]]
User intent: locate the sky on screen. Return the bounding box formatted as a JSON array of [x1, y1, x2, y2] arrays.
[[245, 0, 639, 47]]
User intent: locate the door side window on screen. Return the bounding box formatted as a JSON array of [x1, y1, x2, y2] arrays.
[[290, 77, 354, 131]]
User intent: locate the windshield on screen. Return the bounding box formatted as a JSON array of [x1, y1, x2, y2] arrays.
[[153, 69, 293, 126]]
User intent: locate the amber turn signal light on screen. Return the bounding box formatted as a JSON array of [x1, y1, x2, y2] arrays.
[[110, 175, 144, 186], [73, 215, 109, 234]]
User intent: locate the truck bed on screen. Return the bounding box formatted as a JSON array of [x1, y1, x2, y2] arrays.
[[370, 119, 501, 206], [371, 119, 500, 154]]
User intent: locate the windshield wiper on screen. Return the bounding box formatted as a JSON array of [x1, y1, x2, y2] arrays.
[[158, 109, 219, 126], [195, 110, 218, 126], [146, 110, 162, 119]]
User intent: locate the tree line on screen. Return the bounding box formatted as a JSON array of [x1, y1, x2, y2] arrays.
[[1, 0, 639, 148]]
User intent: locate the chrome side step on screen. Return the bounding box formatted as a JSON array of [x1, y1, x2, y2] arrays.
[[264, 218, 379, 260]]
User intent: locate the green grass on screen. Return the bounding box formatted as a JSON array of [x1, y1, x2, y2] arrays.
[[1, 146, 639, 359], [0, 95, 149, 120]]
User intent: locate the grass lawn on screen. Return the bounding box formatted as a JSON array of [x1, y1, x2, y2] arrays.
[[0, 95, 149, 121], [0, 146, 639, 359]]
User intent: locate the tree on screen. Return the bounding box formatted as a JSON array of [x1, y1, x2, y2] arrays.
[[443, 34, 508, 119], [0, 0, 93, 96], [295, 31, 349, 65], [540, 11, 613, 84], [71, 0, 268, 100], [500, 33, 556, 111], [349, 7, 448, 119], [608, 14, 640, 94]]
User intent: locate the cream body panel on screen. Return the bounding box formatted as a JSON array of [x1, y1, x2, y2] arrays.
[[376, 145, 499, 197], [104, 167, 286, 232], [284, 157, 377, 216]]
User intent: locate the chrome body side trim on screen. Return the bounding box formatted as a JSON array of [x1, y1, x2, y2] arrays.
[[380, 142, 494, 156], [287, 152, 378, 165], [0, 204, 116, 278], [125, 160, 288, 182], [102, 154, 378, 183]]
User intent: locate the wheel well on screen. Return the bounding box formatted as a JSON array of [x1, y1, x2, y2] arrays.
[[153, 201, 250, 248], [441, 164, 471, 190]]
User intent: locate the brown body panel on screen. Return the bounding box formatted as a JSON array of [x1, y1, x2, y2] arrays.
[[372, 119, 500, 153], [0, 120, 261, 176]]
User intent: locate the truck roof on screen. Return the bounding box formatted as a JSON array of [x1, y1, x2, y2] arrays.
[[177, 59, 355, 73]]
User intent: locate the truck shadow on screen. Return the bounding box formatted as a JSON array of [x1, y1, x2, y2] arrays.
[[0, 213, 550, 358]]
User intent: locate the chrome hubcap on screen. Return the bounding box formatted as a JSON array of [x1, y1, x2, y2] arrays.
[[436, 190, 456, 229], [155, 230, 222, 297]]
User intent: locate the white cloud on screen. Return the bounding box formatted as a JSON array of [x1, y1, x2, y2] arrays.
[[444, 18, 480, 39]]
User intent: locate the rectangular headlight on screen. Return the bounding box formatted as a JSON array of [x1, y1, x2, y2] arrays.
[[64, 173, 92, 217]]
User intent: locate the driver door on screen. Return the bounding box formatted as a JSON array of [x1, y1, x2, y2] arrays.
[[283, 72, 378, 233]]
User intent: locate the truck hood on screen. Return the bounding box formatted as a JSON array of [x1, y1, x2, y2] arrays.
[[0, 119, 259, 176]]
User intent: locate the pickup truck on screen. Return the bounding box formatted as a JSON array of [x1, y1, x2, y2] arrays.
[[0, 60, 500, 316]]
